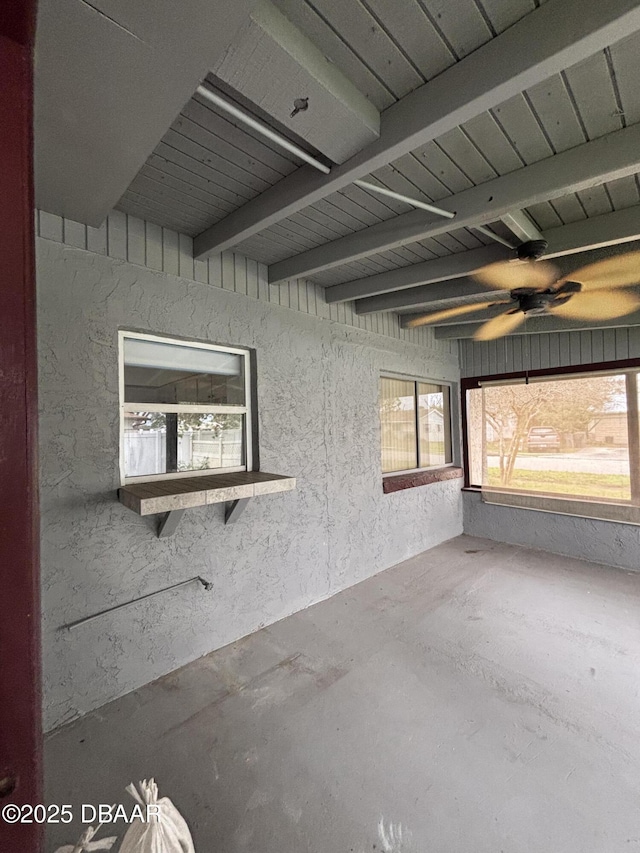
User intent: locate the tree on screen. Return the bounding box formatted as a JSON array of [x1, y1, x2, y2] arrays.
[[481, 375, 624, 486], [483, 383, 542, 485], [130, 411, 242, 435]]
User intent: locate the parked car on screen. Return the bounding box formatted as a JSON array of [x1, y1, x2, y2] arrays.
[[526, 426, 561, 452]]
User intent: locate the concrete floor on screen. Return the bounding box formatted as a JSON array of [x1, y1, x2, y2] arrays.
[[46, 535, 640, 852]]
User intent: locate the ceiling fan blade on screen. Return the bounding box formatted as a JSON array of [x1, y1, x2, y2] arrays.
[[568, 251, 640, 291], [550, 289, 640, 321], [473, 309, 525, 341], [472, 259, 559, 291], [404, 301, 505, 328]]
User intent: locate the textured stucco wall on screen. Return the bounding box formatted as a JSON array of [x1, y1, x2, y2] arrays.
[[38, 238, 462, 730], [463, 491, 640, 571]]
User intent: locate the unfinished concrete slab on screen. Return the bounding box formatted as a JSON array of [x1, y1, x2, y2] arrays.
[[46, 535, 640, 852]]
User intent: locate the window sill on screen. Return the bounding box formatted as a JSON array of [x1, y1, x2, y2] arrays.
[[382, 466, 463, 494], [119, 470, 296, 516], [479, 488, 640, 526]]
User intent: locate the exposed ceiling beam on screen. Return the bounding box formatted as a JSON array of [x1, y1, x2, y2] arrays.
[[193, 0, 640, 260], [352, 208, 640, 313], [433, 310, 640, 339], [544, 205, 640, 258], [337, 245, 510, 306], [378, 278, 509, 322], [269, 122, 640, 283], [363, 278, 509, 315], [500, 210, 543, 243], [212, 0, 380, 164], [35, 0, 252, 226]]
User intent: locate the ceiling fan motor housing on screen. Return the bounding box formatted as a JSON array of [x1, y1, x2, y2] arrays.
[[517, 239, 549, 260], [516, 290, 555, 314], [514, 280, 581, 314]]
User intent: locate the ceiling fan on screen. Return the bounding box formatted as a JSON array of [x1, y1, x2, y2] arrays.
[[405, 241, 640, 341]]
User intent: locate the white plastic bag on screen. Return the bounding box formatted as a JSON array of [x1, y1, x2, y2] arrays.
[[118, 778, 195, 853], [54, 825, 117, 853]]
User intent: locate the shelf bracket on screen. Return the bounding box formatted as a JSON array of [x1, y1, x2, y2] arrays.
[[157, 508, 186, 538], [156, 499, 251, 536], [225, 497, 250, 524]]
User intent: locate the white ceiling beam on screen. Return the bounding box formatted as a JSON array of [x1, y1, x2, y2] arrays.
[[544, 205, 640, 258], [329, 245, 512, 304], [193, 0, 640, 260], [268, 122, 640, 283], [500, 210, 543, 243], [35, 0, 253, 227], [352, 207, 640, 313], [212, 0, 380, 164], [433, 311, 640, 339], [364, 278, 508, 315], [362, 279, 509, 315]]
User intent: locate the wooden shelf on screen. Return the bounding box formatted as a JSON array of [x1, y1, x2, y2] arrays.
[[119, 471, 296, 516]]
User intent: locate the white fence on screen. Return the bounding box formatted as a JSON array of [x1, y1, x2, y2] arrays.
[[124, 429, 243, 477]]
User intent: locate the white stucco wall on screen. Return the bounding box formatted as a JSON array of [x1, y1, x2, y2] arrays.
[[38, 237, 462, 731], [463, 491, 640, 571]]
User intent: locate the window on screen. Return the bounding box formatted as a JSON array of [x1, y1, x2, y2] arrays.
[[464, 365, 640, 521], [380, 376, 453, 474], [119, 332, 253, 483]]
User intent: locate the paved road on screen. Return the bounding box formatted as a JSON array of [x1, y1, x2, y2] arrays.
[[487, 447, 629, 475]]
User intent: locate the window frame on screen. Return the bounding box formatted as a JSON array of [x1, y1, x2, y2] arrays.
[[460, 357, 640, 510], [380, 371, 455, 478], [118, 330, 253, 485]]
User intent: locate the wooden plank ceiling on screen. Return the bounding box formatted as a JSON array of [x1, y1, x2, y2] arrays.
[[116, 0, 640, 334]]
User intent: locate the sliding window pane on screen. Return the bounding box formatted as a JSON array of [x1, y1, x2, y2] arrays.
[[123, 412, 167, 477], [418, 383, 452, 467], [123, 412, 244, 478], [380, 378, 417, 473], [181, 413, 245, 472]]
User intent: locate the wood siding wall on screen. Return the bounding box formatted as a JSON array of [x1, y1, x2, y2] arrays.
[[459, 328, 640, 377], [36, 209, 455, 355]]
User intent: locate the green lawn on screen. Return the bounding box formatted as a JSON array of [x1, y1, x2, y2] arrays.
[[487, 467, 631, 500], [422, 440, 445, 460]]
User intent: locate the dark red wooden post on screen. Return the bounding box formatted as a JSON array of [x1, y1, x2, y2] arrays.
[[0, 1, 43, 851]]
